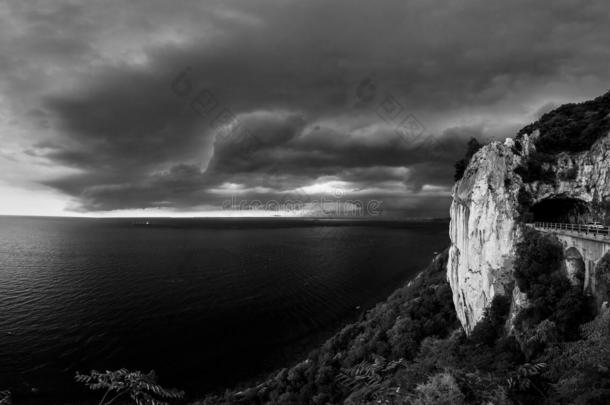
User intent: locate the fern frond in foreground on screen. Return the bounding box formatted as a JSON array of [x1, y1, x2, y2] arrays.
[[0, 390, 11, 405], [75, 369, 184, 405]]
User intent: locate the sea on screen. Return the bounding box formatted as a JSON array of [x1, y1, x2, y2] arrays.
[[0, 216, 449, 403]]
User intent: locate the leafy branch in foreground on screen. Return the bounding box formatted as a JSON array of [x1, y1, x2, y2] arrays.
[[75, 369, 184, 405], [507, 362, 548, 400], [338, 354, 406, 391], [0, 390, 11, 405], [339, 354, 407, 403]]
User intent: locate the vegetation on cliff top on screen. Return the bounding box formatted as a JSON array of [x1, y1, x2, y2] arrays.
[[512, 91, 610, 184], [456, 91, 610, 186], [518, 90, 610, 154]]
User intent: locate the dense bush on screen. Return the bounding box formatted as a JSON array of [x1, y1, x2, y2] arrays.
[[514, 228, 564, 293], [542, 309, 610, 404], [518, 90, 610, 154], [514, 152, 557, 184], [454, 138, 483, 181], [516, 188, 534, 223], [470, 295, 512, 345], [514, 228, 592, 339], [412, 372, 465, 405], [358, 321, 524, 404], [593, 252, 610, 308]]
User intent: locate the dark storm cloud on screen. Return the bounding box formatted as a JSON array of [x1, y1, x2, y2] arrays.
[[3, 0, 610, 214], [208, 112, 479, 184], [42, 68, 211, 172], [40, 111, 482, 212]]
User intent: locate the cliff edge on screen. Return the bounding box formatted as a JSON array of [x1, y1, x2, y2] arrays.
[[448, 91, 610, 333]]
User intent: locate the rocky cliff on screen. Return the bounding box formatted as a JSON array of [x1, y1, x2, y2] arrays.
[[447, 137, 523, 332], [448, 119, 610, 333]]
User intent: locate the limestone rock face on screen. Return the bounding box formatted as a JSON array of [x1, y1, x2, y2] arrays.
[[447, 131, 610, 333], [447, 138, 524, 333], [506, 285, 529, 334], [524, 135, 610, 215]]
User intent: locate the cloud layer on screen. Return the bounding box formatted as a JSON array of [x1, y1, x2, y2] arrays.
[[1, 0, 609, 216]]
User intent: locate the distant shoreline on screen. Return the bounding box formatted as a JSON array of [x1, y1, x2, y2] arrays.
[[0, 215, 450, 229]]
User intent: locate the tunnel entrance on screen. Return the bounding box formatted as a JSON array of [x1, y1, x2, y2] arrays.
[[531, 197, 591, 224], [564, 247, 586, 288]]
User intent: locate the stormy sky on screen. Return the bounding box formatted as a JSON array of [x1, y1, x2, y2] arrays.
[[1, 0, 609, 217]]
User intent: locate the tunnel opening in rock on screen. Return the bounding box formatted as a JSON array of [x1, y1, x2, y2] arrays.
[[531, 197, 591, 223], [564, 247, 585, 288]]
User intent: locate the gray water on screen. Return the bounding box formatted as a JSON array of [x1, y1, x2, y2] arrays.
[[0, 216, 448, 403]]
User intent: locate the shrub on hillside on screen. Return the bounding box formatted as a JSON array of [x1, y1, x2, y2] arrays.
[[416, 332, 524, 382], [548, 309, 610, 376], [516, 188, 534, 223], [553, 287, 592, 338], [514, 228, 564, 293], [543, 309, 610, 403], [470, 294, 512, 345], [514, 228, 592, 339], [412, 372, 465, 405], [593, 252, 610, 308], [517, 319, 560, 361]]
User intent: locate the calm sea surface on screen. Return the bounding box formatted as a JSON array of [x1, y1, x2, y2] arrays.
[[0, 216, 448, 403]]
